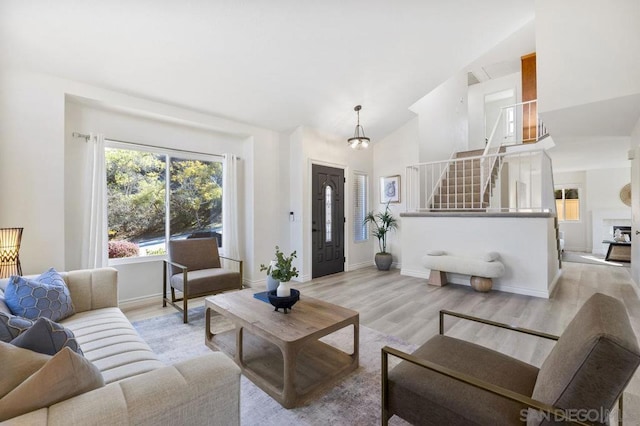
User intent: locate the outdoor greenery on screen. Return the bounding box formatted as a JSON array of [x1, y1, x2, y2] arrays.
[[260, 246, 299, 282], [108, 240, 139, 258], [106, 148, 223, 253], [363, 202, 398, 254]]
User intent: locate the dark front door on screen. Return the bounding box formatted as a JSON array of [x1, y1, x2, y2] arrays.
[[312, 164, 345, 278]]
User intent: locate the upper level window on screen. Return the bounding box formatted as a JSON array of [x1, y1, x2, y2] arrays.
[[504, 106, 515, 139], [353, 172, 368, 242], [106, 144, 223, 259], [555, 187, 580, 222]]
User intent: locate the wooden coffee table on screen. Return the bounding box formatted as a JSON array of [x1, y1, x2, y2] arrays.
[[205, 289, 359, 408]]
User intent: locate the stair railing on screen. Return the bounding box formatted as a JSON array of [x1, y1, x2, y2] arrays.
[[481, 100, 548, 201], [405, 149, 556, 213]]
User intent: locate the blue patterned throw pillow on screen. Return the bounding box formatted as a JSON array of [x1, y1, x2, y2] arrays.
[[0, 311, 34, 343], [4, 268, 75, 321], [10, 317, 83, 356]]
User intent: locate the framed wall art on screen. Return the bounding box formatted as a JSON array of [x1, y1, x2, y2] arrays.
[[380, 175, 400, 204]]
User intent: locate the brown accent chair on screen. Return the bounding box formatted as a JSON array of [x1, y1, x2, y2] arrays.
[[382, 293, 640, 425], [163, 238, 242, 323]]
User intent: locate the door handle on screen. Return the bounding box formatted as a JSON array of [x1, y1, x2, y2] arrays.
[[312, 229, 318, 232]]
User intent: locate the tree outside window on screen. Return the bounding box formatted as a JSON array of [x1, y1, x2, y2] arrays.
[[555, 187, 580, 221], [106, 147, 223, 259]]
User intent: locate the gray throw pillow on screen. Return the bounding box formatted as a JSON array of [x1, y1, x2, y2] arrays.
[[0, 312, 34, 343], [10, 317, 83, 356]]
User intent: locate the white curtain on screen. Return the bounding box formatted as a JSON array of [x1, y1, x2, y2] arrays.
[[222, 153, 240, 260], [81, 133, 108, 268]]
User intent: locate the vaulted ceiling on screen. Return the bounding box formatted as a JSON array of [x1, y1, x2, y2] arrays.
[[0, 0, 535, 140]]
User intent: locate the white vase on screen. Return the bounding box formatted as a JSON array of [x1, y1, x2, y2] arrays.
[[277, 281, 291, 297]]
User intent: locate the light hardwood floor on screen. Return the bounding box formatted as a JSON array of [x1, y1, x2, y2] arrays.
[[123, 261, 640, 398]]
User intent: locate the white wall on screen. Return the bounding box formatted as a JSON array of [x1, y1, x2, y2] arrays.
[[410, 72, 469, 162], [288, 126, 374, 282], [372, 118, 420, 267], [536, 0, 640, 113], [0, 70, 66, 274], [630, 117, 640, 287], [0, 68, 283, 302], [400, 215, 560, 298], [64, 100, 248, 301], [586, 167, 631, 254], [553, 167, 631, 254], [553, 171, 588, 252], [467, 72, 522, 150]]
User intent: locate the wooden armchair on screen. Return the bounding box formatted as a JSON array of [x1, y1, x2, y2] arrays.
[[163, 238, 242, 323], [382, 293, 640, 425]]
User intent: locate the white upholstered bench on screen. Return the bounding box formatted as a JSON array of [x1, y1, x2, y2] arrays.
[[422, 251, 505, 292]]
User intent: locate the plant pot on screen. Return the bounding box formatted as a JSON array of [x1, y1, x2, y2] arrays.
[[277, 281, 292, 297], [375, 253, 393, 271]]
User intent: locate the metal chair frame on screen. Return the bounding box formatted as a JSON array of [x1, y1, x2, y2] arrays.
[[381, 309, 624, 426], [163, 255, 243, 323]]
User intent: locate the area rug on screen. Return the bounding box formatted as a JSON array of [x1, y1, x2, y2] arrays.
[[133, 306, 416, 425]]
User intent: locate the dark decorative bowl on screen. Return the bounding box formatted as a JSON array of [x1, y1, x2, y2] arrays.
[[267, 289, 300, 314]]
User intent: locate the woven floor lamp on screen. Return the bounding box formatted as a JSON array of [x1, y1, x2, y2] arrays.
[[0, 228, 23, 278]]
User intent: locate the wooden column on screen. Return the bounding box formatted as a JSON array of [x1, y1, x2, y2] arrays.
[[521, 52, 537, 143]]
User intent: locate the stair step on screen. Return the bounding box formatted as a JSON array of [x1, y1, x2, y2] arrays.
[[430, 208, 488, 213], [442, 176, 481, 186], [448, 160, 481, 169], [444, 167, 482, 178], [432, 193, 488, 203], [455, 149, 485, 158], [437, 184, 482, 195], [454, 147, 507, 159], [430, 202, 489, 210]]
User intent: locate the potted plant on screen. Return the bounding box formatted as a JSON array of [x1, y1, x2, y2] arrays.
[[260, 246, 299, 296], [364, 202, 398, 271]]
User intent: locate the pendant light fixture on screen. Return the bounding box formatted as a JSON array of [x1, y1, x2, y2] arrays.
[[347, 105, 370, 150]]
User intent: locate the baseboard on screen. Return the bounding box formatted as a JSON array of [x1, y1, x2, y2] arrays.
[[401, 268, 429, 280], [447, 273, 551, 298], [547, 269, 563, 298], [401, 269, 551, 298], [298, 274, 312, 283], [491, 283, 550, 298], [243, 278, 264, 288], [348, 261, 374, 270], [119, 293, 162, 310]]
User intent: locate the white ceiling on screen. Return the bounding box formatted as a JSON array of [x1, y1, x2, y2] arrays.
[[547, 136, 632, 172], [0, 0, 535, 140]]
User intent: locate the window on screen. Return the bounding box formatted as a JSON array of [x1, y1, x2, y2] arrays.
[[106, 144, 223, 259], [555, 187, 580, 221], [353, 172, 368, 242], [325, 185, 333, 243], [504, 106, 515, 139]]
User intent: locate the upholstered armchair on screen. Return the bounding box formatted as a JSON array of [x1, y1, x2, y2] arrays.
[[163, 238, 242, 323], [382, 293, 640, 425]]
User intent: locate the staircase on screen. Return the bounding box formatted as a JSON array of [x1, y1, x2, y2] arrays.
[[430, 149, 502, 211], [554, 216, 562, 269]]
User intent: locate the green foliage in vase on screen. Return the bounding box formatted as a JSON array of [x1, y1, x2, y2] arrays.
[[363, 201, 398, 254], [260, 246, 299, 282]]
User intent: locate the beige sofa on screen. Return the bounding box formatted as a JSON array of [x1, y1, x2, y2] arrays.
[[0, 267, 240, 425]]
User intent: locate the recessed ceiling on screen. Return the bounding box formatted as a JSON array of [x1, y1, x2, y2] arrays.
[[0, 0, 535, 140]]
